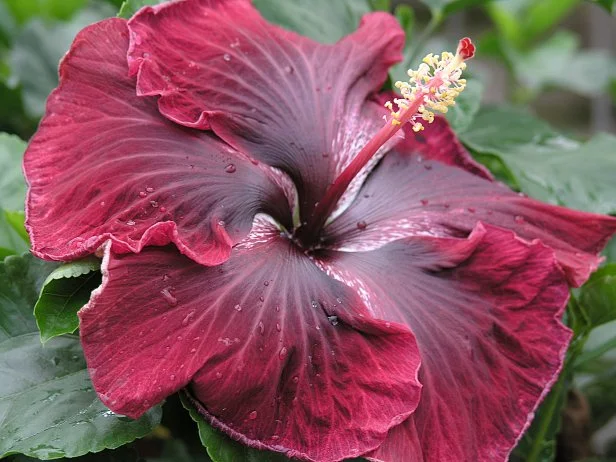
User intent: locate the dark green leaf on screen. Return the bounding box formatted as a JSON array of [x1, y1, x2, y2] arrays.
[[0, 253, 161, 459], [578, 264, 616, 329], [0, 132, 26, 210], [588, 0, 615, 14], [461, 107, 616, 214], [180, 394, 291, 462], [0, 253, 57, 340], [9, 4, 115, 118], [117, 0, 167, 19], [253, 0, 373, 43], [34, 257, 102, 342], [582, 362, 616, 433], [146, 439, 212, 462]]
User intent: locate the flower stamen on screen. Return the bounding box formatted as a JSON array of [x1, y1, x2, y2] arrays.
[[298, 38, 475, 244]]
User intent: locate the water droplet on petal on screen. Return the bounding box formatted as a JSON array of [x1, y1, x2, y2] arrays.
[[150, 200, 159, 208], [216, 372, 223, 379], [160, 288, 177, 307], [230, 38, 240, 48], [225, 163, 236, 173], [285, 65, 294, 74], [258, 321, 264, 335], [356, 220, 367, 230], [259, 296, 265, 302], [420, 199, 429, 206], [139, 191, 147, 198], [292, 376, 299, 383], [514, 215, 525, 224], [248, 410, 258, 420], [159, 206, 167, 213], [223, 53, 231, 61], [182, 311, 195, 326], [279, 347, 288, 359], [263, 280, 269, 286], [276, 323, 281, 332], [170, 374, 176, 380], [328, 315, 339, 326], [126, 220, 136, 226], [234, 304, 242, 312], [146, 187, 154, 193], [218, 220, 226, 227]]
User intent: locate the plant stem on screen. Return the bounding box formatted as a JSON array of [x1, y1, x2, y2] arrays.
[[525, 372, 566, 462], [406, 10, 443, 67]]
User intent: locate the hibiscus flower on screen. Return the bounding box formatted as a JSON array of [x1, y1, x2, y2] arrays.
[[23, 0, 616, 461]]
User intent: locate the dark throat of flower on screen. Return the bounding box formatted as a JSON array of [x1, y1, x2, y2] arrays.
[[295, 38, 475, 246]]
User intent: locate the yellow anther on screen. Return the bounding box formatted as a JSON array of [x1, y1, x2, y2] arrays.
[[383, 38, 475, 128]]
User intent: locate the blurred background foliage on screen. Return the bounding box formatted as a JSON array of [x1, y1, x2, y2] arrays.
[[0, 0, 615, 461]]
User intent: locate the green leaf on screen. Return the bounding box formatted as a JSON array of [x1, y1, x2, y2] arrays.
[[180, 394, 291, 462], [9, 4, 115, 118], [3, 0, 88, 24], [509, 30, 614, 98], [0, 132, 27, 211], [461, 107, 616, 214], [34, 257, 102, 342], [445, 78, 483, 133], [0, 253, 162, 459], [117, 0, 167, 19], [487, 0, 581, 47], [0, 208, 28, 259], [253, 0, 373, 43], [578, 264, 616, 329], [4, 210, 29, 244]]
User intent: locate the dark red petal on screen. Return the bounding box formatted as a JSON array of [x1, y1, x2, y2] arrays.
[[78, 218, 422, 462], [318, 224, 571, 461], [324, 150, 616, 286], [24, 18, 290, 266], [127, 0, 404, 219], [396, 114, 493, 179]]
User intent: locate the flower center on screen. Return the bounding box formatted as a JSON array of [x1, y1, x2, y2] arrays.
[[296, 38, 475, 246]]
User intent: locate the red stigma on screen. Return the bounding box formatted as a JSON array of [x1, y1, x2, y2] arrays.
[[457, 37, 475, 60]]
